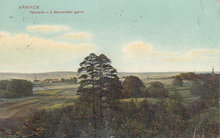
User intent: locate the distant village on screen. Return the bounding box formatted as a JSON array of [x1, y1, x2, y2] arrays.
[[33, 77, 78, 84], [33, 67, 219, 85]]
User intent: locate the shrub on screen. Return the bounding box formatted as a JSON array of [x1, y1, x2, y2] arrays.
[[179, 72, 198, 80], [0, 79, 33, 98], [191, 80, 203, 96], [122, 76, 147, 98], [0, 80, 10, 90], [173, 76, 183, 86], [8, 79, 33, 96], [148, 81, 168, 98], [0, 90, 20, 98]]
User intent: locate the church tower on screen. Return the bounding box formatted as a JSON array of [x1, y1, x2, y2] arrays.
[[212, 67, 215, 75]]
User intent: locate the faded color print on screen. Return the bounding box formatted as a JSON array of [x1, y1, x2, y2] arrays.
[[0, 0, 219, 137]]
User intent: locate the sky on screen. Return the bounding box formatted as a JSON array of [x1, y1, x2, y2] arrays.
[[0, 0, 220, 73]]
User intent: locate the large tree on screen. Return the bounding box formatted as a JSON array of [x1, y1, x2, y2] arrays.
[[77, 53, 99, 132], [96, 54, 122, 126], [122, 76, 147, 101], [77, 53, 122, 133], [148, 81, 168, 98]]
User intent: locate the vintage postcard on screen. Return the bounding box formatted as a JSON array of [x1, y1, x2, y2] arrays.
[[0, 0, 219, 137]]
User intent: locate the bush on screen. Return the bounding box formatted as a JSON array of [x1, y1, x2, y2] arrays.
[[191, 80, 203, 96], [173, 76, 183, 86], [0, 80, 10, 90], [148, 81, 168, 98], [0, 90, 20, 98], [0, 79, 33, 98], [8, 79, 33, 96], [179, 72, 198, 80], [122, 76, 147, 98]]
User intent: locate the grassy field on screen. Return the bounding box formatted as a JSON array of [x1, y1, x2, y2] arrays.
[[0, 87, 79, 131], [121, 98, 159, 104], [0, 88, 78, 120], [122, 79, 199, 105]]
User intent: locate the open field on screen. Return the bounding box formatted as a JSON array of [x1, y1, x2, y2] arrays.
[[0, 85, 79, 131], [0, 88, 78, 119], [121, 97, 159, 104], [122, 79, 199, 106]]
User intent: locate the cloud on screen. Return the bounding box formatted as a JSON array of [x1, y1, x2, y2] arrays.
[[60, 32, 91, 40], [27, 25, 70, 33], [186, 49, 220, 55], [122, 41, 220, 62], [163, 54, 199, 62], [0, 32, 96, 67], [163, 49, 220, 62], [122, 41, 153, 59]]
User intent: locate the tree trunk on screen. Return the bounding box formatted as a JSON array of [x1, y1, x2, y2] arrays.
[[100, 89, 103, 127], [93, 90, 96, 131], [92, 67, 97, 136], [99, 68, 103, 128]]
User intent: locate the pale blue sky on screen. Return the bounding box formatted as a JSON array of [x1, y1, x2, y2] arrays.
[[0, 0, 220, 73]]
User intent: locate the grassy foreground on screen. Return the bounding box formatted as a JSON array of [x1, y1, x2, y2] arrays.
[[0, 89, 79, 120]]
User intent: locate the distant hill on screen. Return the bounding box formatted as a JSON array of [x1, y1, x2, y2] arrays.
[[0, 72, 77, 81], [1, 71, 216, 82], [0, 71, 183, 81], [117, 72, 181, 79]]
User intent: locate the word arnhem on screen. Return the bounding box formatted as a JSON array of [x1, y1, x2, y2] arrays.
[[19, 5, 39, 9]]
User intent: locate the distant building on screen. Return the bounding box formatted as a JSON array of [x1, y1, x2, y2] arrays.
[[43, 79, 60, 83], [51, 79, 60, 83], [44, 79, 53, 83], [212, 67, 215, 75], [33, 80, 42, 84]]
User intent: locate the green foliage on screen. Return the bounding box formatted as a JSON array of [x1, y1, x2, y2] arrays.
[[11, 92, 218, 138], [173, 76, 183, 86], [77, 53, 122, 133], [178, 72, 198, 80], [0, 90, 20, 98], [122, 75, 147, 99], [191, 76, 219, 106], [18, 107, 83, 138], [138, 99, 152, 128], [117, 119, 150, 137], [184, 100, 206, 119], [166, 91, 186, 137], [74, 92, 93, 119], [200, 79, 219, 106], [191, 80, 203, 96], [61, 77, 77, 83], [105, 78, 123, 105], [0, 80, 10, 90], [185, 107, 219, 138], [167, 91, 184, 115], [0, 79, 33, 98], [148, 81, 168, 98], [8, 79, 33, 96]]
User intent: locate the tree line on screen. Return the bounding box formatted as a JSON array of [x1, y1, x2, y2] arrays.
[[0, 79, 33, 98]]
